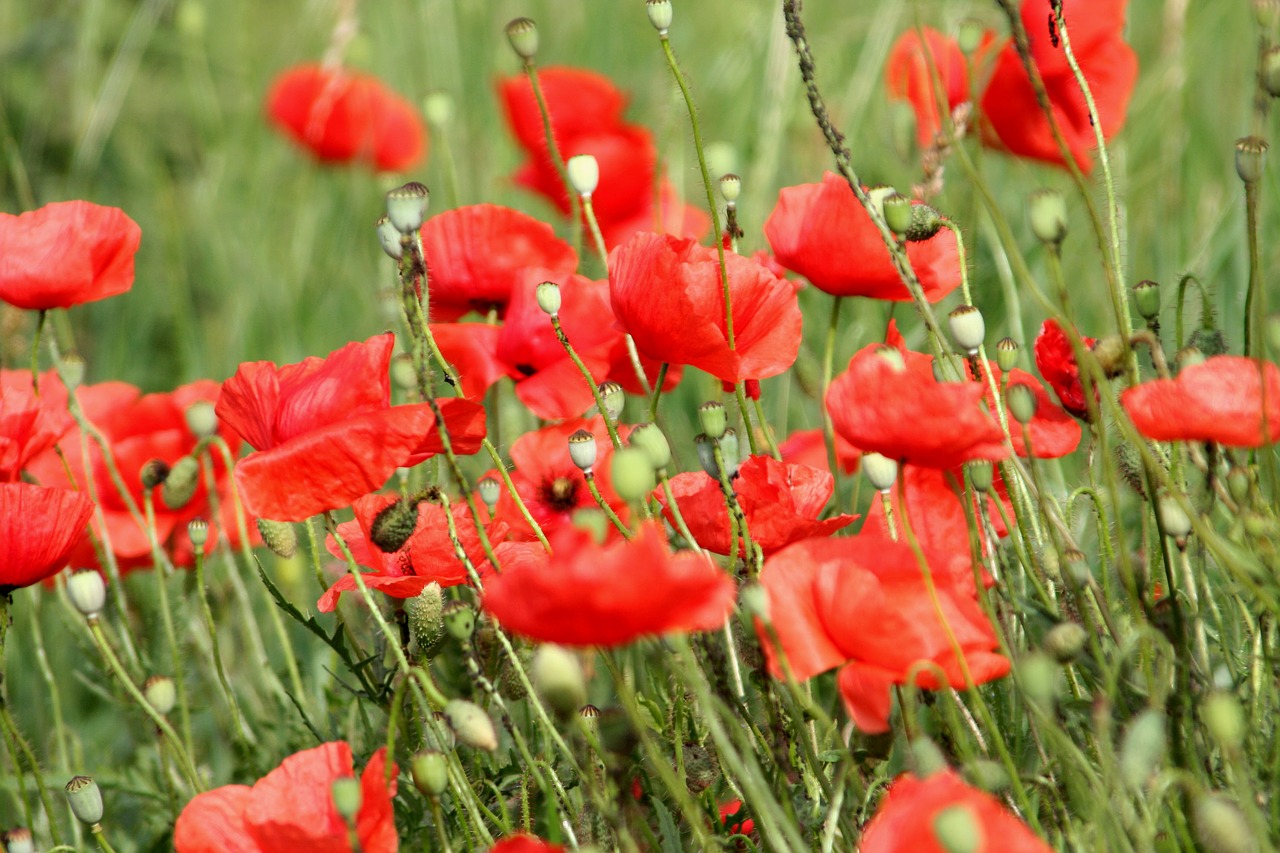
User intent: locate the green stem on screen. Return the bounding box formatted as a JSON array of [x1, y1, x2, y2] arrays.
[[550, 314, 622, 449], [525, 63, 583, 261], [192, 545, 251, 746], [142, 490, 194, 757]]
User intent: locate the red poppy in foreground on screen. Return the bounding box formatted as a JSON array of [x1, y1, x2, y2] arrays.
[[0, 483, 95, 593], [0, 201, 141, 311], [654, 455, 856, 555], [885, 28, 971, 148], [481, 520, 736, 647], [174, 742, 397, 853], [860, 770, 1053, 852], [267, 64, 425, 171], [1121, 356, 1280, 448], [1034, 319, 1096, 419], [488, 836, 566, 853], [0, 370, 74, 482], [764, 173, 961, 303], [827, 344, 1007, 469], [980, 0, 1137, 172], [216, 334, 486, 522], [758, 535, 1008, 733], [609, 233, 802, 384]]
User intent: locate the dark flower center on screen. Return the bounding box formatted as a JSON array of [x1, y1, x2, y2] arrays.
[[539, 475, 579, 512]]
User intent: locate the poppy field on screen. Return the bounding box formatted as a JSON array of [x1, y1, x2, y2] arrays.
[[2, 0, 1280, 850]]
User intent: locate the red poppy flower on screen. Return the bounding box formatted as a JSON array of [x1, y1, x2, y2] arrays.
[[0, 483, 95, 593], [609, 233, 802, 384], [654, 455, 856, 556], [981, 367, 1081, 457], [174, 742, 397, 853], [1121, 356, 1280, 448], [319, 493, 507, 612], [1033, 319, 1096, 419], [980, 0, 1137, 172], [861, 770, 1052, 852], [763, 173, 961, 303], [758, 534, 1009, 733], [719, 800, 755, 837], [886, 29, 970, 148], [266, 63, 425, 172], [827, 344, 1007, 469], [216, 334, 486, 522], [0, 370, 74, 482], [482, 520, 736, 647], [489, 837, 566, 853], [0, 201, 141, 311], [777, 428, 861, 476], [418, 205, 577, 321]]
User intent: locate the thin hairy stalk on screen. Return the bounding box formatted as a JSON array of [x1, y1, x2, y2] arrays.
[[141, 490, 194, 755], [191, 546, 252, 746], [524, 63, 582, 260], [550, 314, 622, 449]]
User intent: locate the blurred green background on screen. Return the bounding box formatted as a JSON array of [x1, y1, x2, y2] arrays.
[[0, 0, 1268, 392]]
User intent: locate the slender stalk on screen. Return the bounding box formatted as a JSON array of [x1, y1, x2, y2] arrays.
[[524, 63, 582, 260]]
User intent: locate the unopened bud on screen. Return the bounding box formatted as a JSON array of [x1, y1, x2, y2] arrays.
[[995, 337, 1019, 372], [1202, 692, 1245, 752], [66, 570, 106, 619], [905, 204, 943, 241], [567, 154, 600, 196], [698, 401, 728, 439], [185, 400, 218, 438], [478, 476, 501, 510], [386, 182, 430, 234], [611, 447, 656, 503], [144, 675, 177, 715], [531, 644, 587, 717], [882, 193, 913, 238], [1120, 709, 1167, 789], [1029, 188, 1068, 245], [1194, 794, 1255, 853], [370, 497, 421, 553], [862, 452, 898, 493], [64, 776, 104, 826], [505, 17, 538, 61], [948, 304, 985, 354], [1157, 495, 1193, 544], [535, 281, 561, 317], [422, 90, 454, 127], [1018, 652, 1059, 712], [1007, 382, 1038, 424], [411, 751, 450, 798], [443, 600, 475, 641], [140, 458, 170, 490], [646, 0, 673, 34], [628, 422, 672, 473], [932, 804, 981, 853], [445, 699, 498, 751], [967, 460, 993, 493], [568, 429, 598, 473], [719, 173, 741, 204], [1133, 279, 1161, 321], [257, 518, 297, 558], [407, 582, 445, 658], [331, 777, 362, 824], [161, 455, 200, 510], [1043, 622, 1088, 663], [1236, 136, 1268, 185], [867, 185, 896, 219]]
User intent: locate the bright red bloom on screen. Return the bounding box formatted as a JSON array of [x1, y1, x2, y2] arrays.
[[0, 370, 74, 482], [758, 534, 1009, 733], [482, 520, 736, 647], [319, 493, 507, 612], [1122, 356, 1280, 448], [419, 205, 577, 321], [827, 344, 1007, 468], [0, 483, 94, 593], [654, 456, 856, 556], [266, 64, 425, 172], [0, 201, 140, 311], [886, 29, 970, 148], [1033, 319, 1096, 419], [609, 233, 802, 384], [764, 173, 960, 303], [777, 427, 861, 476], [489, 837, 566, 853], [980, 0, 1137, 172], [174, 742, 397, 853], [216, 334, 486, 522], [860, 770, 1053, 853]]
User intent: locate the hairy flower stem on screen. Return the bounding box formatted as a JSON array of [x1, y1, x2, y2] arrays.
[[480, 439, 550, 553], [550, 314, 622, 449], [141, 490, 194, 756], [585, 471, 630, 537], [191, 547, 251, 747], [524, 63, 583, 261], [648, 363, 669, 422], [732, 384, 760, 456], [1244, 180, 1263, 357]]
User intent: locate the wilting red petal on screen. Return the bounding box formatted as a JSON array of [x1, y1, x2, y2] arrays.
[[886, 28, 970, 147], [0, 201, 140, 310], [1033, 319, 1096, 419], [0, 483, 95, 592], [861, 770, 1053, 853], [482, 521, 736, 647], [1121, 356, 1280, 448]]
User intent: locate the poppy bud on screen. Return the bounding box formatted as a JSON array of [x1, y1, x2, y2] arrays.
[[957, 18, 985, 55], [1028, 188, 1068, 245], [407, 582, 445, 657], [568, 429, 598, 473], [445, 699, 498, 751], [184, 400, 218, 438], [567, 154, 600, 197], [862, 452, 899, 493], [422, 89, 454, 127], [161, 455, 200, 510], [694, 434, 721, 480], [882, 193, 913, 238], [66, 570, 107, 619], [3, 827, 33, 853], [478, 476, 501, 511], [1043, 622, 1088, 663], [257, 518, 298, 559], [1006, 382, 1038, 424], [531, 280, 561, 318], [139, 458, 170, 490], [1202, 691, 1245, 752], [531, 644, 587, 717], [64, 776, 104, 826], [443, 600, 475, 641], [738, 581, 770, 621], [719, 173, 742, 204], [331, 777, 362, 824], [1157, 494, 1193, 545], [994, 337, 1019, 372], [370, 496, 421, 553], [386, 181, 430, 235], [698, 401, 728, 440], [683, 742, 719, 793], [1194, 794, 1254, 853], [1017, 651, 1059, 712], [1120, 709, 1167, 789], [948, 304, 986, 355], [964, 759, 1010, 793], [599, 381, 625, 422], [143, 675, 177, 715], [967, 460, 993, 493], [1133, 279, 1161, 321], [1235, 136, 1268, 185], [628, 422, 672, 473], [611, 447, 657, 503], [646, 0, 673, 34], [932, 804, 981, 853], [376, 215, 404, 260], [1187, 327, 1228, 358], [505, 17, 539, 61], [909, 736, 947, 778], [188, 518, 209, 551], [60, 353, 86, 390], [411, 750, 450, 798], [905, 204, 943, 241], [579, 703, 601, 723]]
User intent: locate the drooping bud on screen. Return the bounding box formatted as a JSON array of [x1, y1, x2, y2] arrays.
[[568, 429, 598, 473], [694, 434, 720, 480], [376, 215, 404, 260], [698, 401, 728, 439], [531, 644, 588, 717], [1188, 327, 1228, 358], [411, 751, 450, 798], [257, 518, 298, 559], [610, 447, 657, 503], [64, 776, 104, 826], [66, 570, 107, 619], [407, 582, 445, 657], [905, 204, 943, 241], [719, 173, 742, 204], [967, 460, 993, 493], [143, 675, 177, 715], [1236, 136, 1268, 185], [995, 337, 1019, 372], [1042, 622, 1088, 663], [161, 455, 201, 510], [422, 90, 454, 127], [478, 476, 501, 511], [567, 154, 600, 197], [370, 496, 422, 553], [443, 600, 476, 641], [1028, 188, 1068, 245], [1133, 279, 1161, 321], [386, 182, 430, 234], [1006, 382, 1038, 424], [445, 699, 498, 751], [628, 422, 672, 473], [139, 458, 170, 490], [882, 193, 913, 238], [1193, 794, 1255, 853], [1119, 709, 1167, 789], [598, 381, 625, 422], [948, 305, 986, 355], [646, 0, 673, 34], [535, 281, 561, 317], [862, 452, 899, 493], [932, 804, 981, 853], [505, 17, 539, 61], [184, 400, 218, 438], [331, 777, 363, 824], [1202, 691, 1245, 753]]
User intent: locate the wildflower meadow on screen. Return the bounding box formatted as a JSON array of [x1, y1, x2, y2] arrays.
[[3, 0, 1280, 850]]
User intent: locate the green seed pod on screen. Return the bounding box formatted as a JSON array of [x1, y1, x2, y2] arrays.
[[531, 644, 587, 718], [646, 0, 673, 33], [694, 433, 721, 480], [376, 215, 403, 261], [567, 154, 600, 197], [719, 173, 742, 204], [867, 184, 896, 219], [1193, 794, 1256, 853], [628, 422, 672, 473], [505, 17, 539, 61], [719, 429, 741, 479], [257, 518, 298, 559], [445, 699, 498, 751], [1227, 468, 1251, 505], [1133, 279, 1160, 321], [1235, 136, 1268, 185], [862, 452, 899, 492], [331, 777, 363, 824], [139, 458, 170, 490], [1018, 652, 1059, 712], [1006, 382, 1038, 425], [60, 353, 86, 390], [185, 400, 219, 438], [932, 804, 981, 853], [698, 401, 728, 440], [1201, 692, 1245, 753], [1157, 495, 1193, 544], [882, 193, 913, 238], [948, 305, 986, 355], [478, 476, 501, 511], [443, 600, 475, 641], [598, 381, 625, 422], [66, 570, 107, 619], [957, 18, 984, 55], [385, 181, 430, 235], [568, 429, 598, 473], [407, 582, 445, 658], [143, 675, 177, 716], [161, 455, 201, 510], [738, 581, 770, 622], [1119, 709, 1167, 789], [611, 447, 657, 504], [1028, 188, 1068, 245], [3, 827, 34, 853], [411, 751, 450, 798], [1042, 622, 1088, 663], [995, 337, 1019, 372], [535, 281, 561, 317], [967, 460, 993, 494], [64, 776, 104, 826], [964, 759, 1010, 793]]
